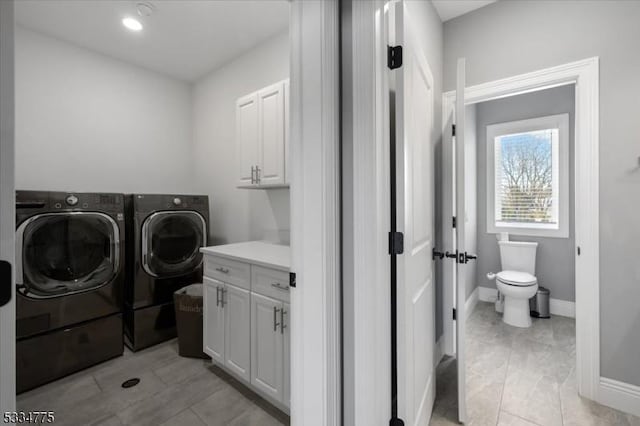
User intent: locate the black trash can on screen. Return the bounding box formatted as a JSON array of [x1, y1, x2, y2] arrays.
[[174, 284, 210, 359]]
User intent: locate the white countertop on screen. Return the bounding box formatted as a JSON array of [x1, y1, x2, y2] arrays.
[[200, 241, 290, 271]]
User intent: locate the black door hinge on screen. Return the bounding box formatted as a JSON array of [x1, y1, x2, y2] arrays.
[[0, 260, 11, 307], [452, 308, 457, 320], [389, 231, 404, 255], [452, 124, 456, 137], [452, 216, 457, 228], [289, 272, 297, 288], [387, 45, 403, 69]]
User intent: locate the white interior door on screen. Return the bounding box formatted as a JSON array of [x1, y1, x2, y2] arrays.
[[455, 58, 468, 424], [236, 93, 259, 186], [257, 81, 285, 185], [0, 0, 16, 413], [392, 2, 436, 425]]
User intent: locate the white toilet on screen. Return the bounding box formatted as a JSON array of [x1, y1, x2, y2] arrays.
[[493, 240, 539, 328]]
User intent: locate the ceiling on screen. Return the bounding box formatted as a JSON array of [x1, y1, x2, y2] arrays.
[[432, 0, 497, 22], [15, 0, 289, 82]]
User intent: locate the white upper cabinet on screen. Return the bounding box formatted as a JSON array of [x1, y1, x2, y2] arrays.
[[236, 93, 260, 187], [236, 80, 289, 188], [258, 82, 285, 185]]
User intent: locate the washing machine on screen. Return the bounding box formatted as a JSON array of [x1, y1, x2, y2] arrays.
[[15, 191, 125, 393], [124, 194, 208, 351]]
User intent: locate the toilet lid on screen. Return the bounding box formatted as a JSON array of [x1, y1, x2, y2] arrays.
[[497, 270, 537, 286]]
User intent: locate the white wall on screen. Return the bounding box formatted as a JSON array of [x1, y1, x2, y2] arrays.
[[15, 27, 194, 194], [192, 32, 290, 245], [444, 0, 640, 387]]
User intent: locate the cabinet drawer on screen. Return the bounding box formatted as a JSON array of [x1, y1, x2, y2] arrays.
[[251, 265, 290, 303], [204, 255, 250, 290]]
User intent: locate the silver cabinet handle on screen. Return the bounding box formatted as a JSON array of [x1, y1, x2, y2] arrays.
[[221, 288, 227, 307], [273, 306, 281, 332], [255, 166, 261, 184], [280, 309, 287, 334], [270, 282, 289, 292], [215, 267, 229, 274], [215, 286, 221, 307], [251, 166, 256, 184]]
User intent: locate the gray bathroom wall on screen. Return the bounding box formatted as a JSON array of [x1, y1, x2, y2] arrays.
[[444, 0, 640, 386], [476, 86, 576, 302]]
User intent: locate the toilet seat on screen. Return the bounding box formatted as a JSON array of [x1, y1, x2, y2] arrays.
[[496, 270, 537, 287]]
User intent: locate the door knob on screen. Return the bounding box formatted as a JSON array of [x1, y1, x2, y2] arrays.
[[464, 252, 477, 263], [432, 249, 445, 260], [445, 251, 458, 260]]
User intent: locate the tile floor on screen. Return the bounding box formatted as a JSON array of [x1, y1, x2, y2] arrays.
[[430, 302, 640, 426], [17, 339, 289, 426]]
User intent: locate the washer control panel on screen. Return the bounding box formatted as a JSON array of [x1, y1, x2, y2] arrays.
[[65, 194, 79, 206]]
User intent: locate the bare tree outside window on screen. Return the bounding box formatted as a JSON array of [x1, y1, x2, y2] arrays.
[[495, 129, 556, 224]]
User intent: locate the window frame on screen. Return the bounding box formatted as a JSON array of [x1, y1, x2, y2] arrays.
[[486, 113, 570, 238]]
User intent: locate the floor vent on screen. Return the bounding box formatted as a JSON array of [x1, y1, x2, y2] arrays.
[[121, 378, 140, 388]]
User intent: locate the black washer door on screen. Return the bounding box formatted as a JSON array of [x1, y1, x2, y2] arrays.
[[142, 211, 206, 277], [18, 212, 120, 298]]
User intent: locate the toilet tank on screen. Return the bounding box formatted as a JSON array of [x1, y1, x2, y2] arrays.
[[498, 241, 538, 275]]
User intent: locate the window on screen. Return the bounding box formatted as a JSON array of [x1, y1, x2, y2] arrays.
[[486, 114, 569, 238]]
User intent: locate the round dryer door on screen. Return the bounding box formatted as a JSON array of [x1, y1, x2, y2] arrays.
[[16, 212, 120, 298], [141, 211, 206, 278]]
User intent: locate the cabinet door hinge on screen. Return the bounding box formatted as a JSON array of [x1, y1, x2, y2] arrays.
[[387, 45, 403, 70], [389, 231, 404, 255], [452, 124, 456, 137], [453, 308, 457, 320], [452, 216, 457, 228], [289, 272, 297, 288]]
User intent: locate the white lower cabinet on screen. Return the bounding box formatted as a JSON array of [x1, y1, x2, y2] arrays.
[[251, 293, 284, 401], [282, 302, 290, 407], [203, 254, 290, 411], [223, 284, 251, 382], [203, 277, 225, 364]]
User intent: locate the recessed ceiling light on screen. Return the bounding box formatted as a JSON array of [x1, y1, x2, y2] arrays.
[[122, 17, 143, 32]]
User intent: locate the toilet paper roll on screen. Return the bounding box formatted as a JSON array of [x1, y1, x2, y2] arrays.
[[486, 272, 496, 280]]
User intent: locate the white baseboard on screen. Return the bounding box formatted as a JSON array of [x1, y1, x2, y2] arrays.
[[465, 287, 479, 318], [477, 286, 576, 318], [478, 286, 498, 303], [434, 336, 444, 367], [598, 377, 640, 418]]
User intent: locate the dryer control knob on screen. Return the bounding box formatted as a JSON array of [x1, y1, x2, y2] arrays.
[[66, 195, 79, 206], [173, 197, 182, 206]]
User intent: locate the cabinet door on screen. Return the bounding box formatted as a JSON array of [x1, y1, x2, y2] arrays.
[[282, 302, 290, 408], [251, 293, 284, 402], [203, 277, 225, 364], [257, 82, 285, 185], [236, 93, 259, 186], [224, 284, 251, 382]]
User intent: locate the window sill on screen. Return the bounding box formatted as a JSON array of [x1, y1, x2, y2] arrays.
[[487, 225, 569, 239]]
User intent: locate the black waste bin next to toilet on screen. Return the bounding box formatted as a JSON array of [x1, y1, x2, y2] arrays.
[[530, 286, 551, 318], [174, 284, 210, 359]]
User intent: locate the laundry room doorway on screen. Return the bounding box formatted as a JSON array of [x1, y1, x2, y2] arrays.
[[4, 1, 341, 424]]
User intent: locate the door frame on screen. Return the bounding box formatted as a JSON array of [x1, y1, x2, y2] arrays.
[[289, 1, 341, 425], [441, 57, 600, 400], [0, 0, 15, 413]]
